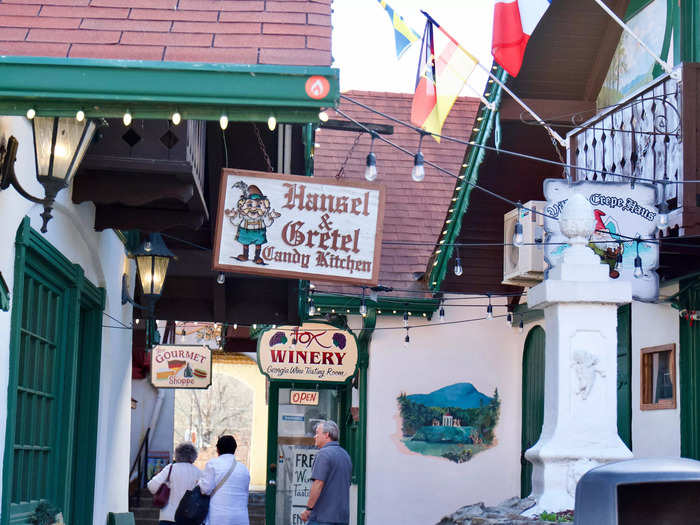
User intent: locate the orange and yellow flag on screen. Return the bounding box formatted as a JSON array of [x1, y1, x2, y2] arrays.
[[410, 21, 478, 141]]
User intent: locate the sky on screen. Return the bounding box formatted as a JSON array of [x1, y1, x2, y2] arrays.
[[331, 0, 495, 96]]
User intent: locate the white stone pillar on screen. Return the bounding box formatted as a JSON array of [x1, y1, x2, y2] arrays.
[[524, 193, 633, 515]]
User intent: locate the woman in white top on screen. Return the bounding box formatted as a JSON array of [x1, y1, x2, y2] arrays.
[[147, 442, 201, 525], [199, 435, 251, 525]]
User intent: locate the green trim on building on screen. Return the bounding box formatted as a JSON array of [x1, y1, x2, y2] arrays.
[[0, 272, 9, 312], [311, 292, 439, 319], [427, 67, 508, 290], [680, 0, 700, 62], [2, 217, 104, 525], [679, 276, 700, 459], [625, 0, 657, 20], [0, 56, 339, 123]]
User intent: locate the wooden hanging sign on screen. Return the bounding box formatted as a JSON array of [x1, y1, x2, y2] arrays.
[[212, 169, 385, 285], [257, 323, 358, 383], [150, 345, 212, 389]]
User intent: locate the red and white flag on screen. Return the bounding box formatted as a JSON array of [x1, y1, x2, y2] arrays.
[[492, 0, 551, 76]]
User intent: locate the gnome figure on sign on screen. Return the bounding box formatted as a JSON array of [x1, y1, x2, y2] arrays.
[[225, 181, 281, 265]]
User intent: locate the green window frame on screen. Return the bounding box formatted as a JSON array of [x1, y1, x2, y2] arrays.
[[2, 217, 105, 525]]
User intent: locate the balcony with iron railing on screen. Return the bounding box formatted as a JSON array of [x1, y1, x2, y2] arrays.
[[568, 65, 700, 236]]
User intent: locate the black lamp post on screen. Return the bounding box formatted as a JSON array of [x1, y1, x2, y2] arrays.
[[122, 233, 176, 318], [0, 117, 96, 233]]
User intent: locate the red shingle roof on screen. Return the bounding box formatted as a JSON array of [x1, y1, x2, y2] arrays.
[[312, 90, 480, 296], [0, 0, 331, 65]]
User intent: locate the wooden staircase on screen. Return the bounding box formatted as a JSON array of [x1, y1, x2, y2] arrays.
[[130, 488, 266, 525]]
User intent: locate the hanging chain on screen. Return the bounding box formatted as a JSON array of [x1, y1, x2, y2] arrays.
[[336, 132, 363, 179], [253, 123, 274, 172]]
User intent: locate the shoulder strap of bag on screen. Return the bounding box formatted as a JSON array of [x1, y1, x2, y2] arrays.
[[211, 458, 237, 497], [166, 464, 173, 482]]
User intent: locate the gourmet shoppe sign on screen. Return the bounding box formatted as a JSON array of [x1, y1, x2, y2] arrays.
[[151, 345, 212, 389], [542, 179, 659, 302], [213, 169, 385, 285], [258, 323, 358, 383]]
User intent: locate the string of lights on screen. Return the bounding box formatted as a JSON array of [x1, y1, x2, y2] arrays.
[[338, 94, 700, 185]]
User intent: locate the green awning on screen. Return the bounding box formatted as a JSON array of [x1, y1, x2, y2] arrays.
[[0, 56, 339, 123]]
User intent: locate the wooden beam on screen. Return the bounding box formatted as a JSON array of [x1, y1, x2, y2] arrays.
[[73, 172, 193, 206], [320, 119, 394, 135], [94, 205, 204, 231]]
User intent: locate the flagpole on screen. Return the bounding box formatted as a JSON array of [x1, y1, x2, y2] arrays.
[[591, 0, 676, 77], [420, 10, 568, 148]]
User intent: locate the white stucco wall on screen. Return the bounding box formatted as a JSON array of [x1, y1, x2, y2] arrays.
[[630, 284, 681, 457], [364, 296, 526, 525], [130, 379, 176, 465], [0, 116, 134, 524]]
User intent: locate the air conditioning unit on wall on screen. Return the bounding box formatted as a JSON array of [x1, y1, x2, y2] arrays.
[[503, 200, 546, 287]]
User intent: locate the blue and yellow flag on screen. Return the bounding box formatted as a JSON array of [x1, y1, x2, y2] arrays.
[[378, 0, 420, 59]]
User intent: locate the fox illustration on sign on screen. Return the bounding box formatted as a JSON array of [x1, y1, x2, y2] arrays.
[[224, 180, 281, 265]]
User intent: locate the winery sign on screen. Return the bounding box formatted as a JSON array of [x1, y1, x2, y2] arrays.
[[151, 345, 212, 389], [213, 169, 385, 285], [258, 323, 358, 383]]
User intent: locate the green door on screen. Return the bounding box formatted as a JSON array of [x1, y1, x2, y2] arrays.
[[2, 219, 104, 525], [265, 383, 348, 525], [521, 326, 545, 498], [617, 304, 632, 449], [680, 278, 700, 459]]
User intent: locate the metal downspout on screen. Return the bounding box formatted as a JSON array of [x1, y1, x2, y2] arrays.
[[357, 309, 376, 525]]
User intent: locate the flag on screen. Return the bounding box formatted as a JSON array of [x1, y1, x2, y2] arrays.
[[411, 21, 478, 140], [492, 0, 551, 76], [378, 0, 420, 59]]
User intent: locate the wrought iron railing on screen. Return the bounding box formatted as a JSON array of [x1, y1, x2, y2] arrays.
[[568, 72, 683, 228], [128, 427, 150, 507]]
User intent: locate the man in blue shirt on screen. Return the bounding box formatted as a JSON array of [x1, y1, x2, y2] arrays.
[[301, 420, 352, 525]]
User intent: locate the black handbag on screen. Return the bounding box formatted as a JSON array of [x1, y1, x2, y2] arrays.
[[152, 464, 172, 508], [175, 459, 236, 525], [174, 485, 210, 525]]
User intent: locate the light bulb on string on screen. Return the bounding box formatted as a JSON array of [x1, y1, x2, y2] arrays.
[[411, 131, 426, 182], [268, 115, 277, 131], [26, 108, 36, 120], [308, 299, 317, 317], [439, 302, 445, 322], [220, 115, 229, 130], [657, 201, 669, 228], [454, 257, 463, 277], [216, 272, 225, 285], [359, 287, 368, 316], [123, 111, 132, 126], [318, 110, 329, 122], [365, 132, 378, 182], [76, 110, 85, 122], [633, 239, 643, 279], [412, 152, 425, 182], [519, 320, 524, 333], [404, 327, 410, 345], [403, 311, 409, 328], [171, 112, 182, 126], [486, 295, 494, 320], [233, 323, 238, 330], [506, 312, 512, 325], [616, 241, 623, 268]]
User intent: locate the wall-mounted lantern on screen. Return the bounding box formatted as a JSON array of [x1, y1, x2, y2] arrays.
[[0, 117, 96, 233], [122, 233, 176, 318]]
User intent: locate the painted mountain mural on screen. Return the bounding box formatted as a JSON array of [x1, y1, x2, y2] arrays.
[[397, 382, 500, 463], [407, 383, 493, 410]]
